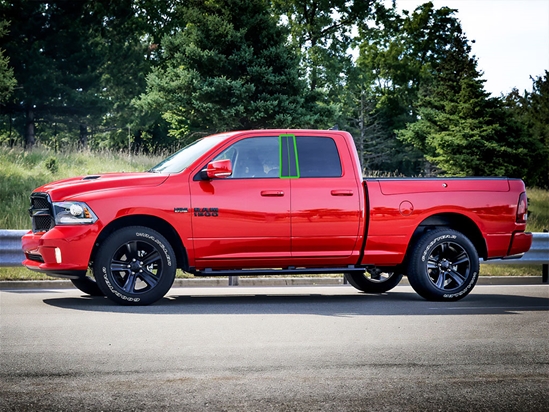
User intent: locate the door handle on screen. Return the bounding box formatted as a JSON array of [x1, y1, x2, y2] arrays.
[[331, 190, 353, 196], [261, 190, 285, 197]]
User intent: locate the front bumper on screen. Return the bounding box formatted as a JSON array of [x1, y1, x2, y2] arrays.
[[21, 225, 99, 279]]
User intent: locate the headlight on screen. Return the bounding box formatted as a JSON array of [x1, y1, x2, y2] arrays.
[[53, 201, 98, 225]]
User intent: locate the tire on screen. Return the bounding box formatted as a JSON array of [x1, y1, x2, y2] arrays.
[[345, 269, 403, 293], [70, 275, 104, 296], [407, 229, 479, 301], [93, 226, 177, 305]]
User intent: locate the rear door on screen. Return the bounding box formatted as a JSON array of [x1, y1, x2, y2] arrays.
[[286, 134, 362, 262]]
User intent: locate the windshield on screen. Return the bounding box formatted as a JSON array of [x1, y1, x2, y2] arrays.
[[149, 134, 230, 173]]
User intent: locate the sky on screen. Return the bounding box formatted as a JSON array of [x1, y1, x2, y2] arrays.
[[394, 0, 549, 96]]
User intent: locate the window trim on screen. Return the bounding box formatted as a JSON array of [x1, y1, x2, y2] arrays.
[[279, 134, 300, 179]]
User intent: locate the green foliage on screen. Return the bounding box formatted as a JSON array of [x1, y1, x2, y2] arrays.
[[44, 156, 58, 174], [273, 0, 378, 93], [0, 0, 546, 183], [137, 0, 321, 139], [274, 1, 384, 168], [0, 20, 15, 103], [0, 145, 163, 229], [0, 1, 174, 150], [502, 72, 549, 188], [397, 26, 544, 183], [526, 187, 549, 232], [352, 2, 465, 174], [1, 1, 106, 146]]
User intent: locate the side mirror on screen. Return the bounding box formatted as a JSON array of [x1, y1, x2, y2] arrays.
[[206, 159, 232, 179]]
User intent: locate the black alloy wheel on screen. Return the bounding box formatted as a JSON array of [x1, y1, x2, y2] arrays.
[[94, 226, 176, 305], [407, 228, 479, 301]]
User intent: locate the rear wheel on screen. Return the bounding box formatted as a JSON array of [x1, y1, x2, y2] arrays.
[[407, 229, 479, 301], [93, 226, 176, 305], [345, 269, 403, 293]]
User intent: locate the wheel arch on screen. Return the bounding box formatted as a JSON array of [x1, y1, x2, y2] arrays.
[[91, 215, 188, 270], [408, 213, 487, 260]]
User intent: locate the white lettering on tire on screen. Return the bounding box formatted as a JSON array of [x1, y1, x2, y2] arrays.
[[102, 266, 141, 303], [421, 234, 456, 262], [136, 232, 172, 266], [443, 270, 478, 299]]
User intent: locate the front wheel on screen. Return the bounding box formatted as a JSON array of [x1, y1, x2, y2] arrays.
[[345, 269, 403, 293], [70, 274, 104, 296], [407, 229, 479, 301], [93, 226, 177, 305]]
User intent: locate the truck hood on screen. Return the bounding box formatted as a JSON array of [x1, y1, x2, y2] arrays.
[[34, 172, 170, 201]]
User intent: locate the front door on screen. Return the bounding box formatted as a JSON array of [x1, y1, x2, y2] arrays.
[[189, 136, 291, 269]]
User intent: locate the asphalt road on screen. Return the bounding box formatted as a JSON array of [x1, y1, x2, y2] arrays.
[[1, 284, 548, 411]]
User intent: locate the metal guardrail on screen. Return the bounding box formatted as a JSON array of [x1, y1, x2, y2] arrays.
[[0, 230, 28, 267], [1, 230, 548, 282]]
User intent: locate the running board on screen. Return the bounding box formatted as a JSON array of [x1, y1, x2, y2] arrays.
[[191, 266, 365, 277]]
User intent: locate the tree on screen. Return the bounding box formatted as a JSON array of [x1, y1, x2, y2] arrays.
[[272, 0, 378, 93], [0, 0, 175, 150], [91, 0, 178, 152], [397, 28, 544, 183], [272, 0, 383, 164], [503, 72, 549, 188], [137, 0, 321, 140], [0, 1, 110, 148], [0, 20, 15, 104], [353, 2, 466, 174]]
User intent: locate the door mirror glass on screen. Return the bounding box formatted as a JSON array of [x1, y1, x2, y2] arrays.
[[206, 159, 233, 179]]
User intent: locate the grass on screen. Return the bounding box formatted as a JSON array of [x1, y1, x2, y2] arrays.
[[0, 145, 164, 229], [526, 187, 549, 233], [1, 145, 547, 280]]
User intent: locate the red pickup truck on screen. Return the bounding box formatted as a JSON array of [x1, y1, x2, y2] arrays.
[[22, 129, 532, 305]]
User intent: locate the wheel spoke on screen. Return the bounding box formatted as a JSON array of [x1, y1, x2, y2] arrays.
[[452, 251, 469, 266], [139, 269, 159, 288], [125, 241, 138, 258], [447, 268, 467, 286], [122, 273, 138, 293], [435, 272, 446, 289], [142, 250, 161, 267], [439, 243, 447, 255], [110, 260, 130, 273], [427, 258, 438, 270]]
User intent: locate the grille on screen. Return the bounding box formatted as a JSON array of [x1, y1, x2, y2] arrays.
[[25, 252, 45, 263], [32, 196, 51, 210], [30, 193, 55, 233]]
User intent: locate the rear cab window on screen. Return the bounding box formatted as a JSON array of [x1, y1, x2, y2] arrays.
[[296, 136, 342, 178]]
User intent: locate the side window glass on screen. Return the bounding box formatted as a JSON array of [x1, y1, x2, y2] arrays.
[[296, 136, 342, 177], [213, 136, 279, 178]]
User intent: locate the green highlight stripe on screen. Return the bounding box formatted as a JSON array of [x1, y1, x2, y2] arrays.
[[279, 134, 300, 178]]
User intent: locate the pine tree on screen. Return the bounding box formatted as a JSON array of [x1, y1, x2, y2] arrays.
[[0, 1, 174, 150], [0, 20, 15, 104], [503, 72, 549, 188], [397, 29, 542, 182], [354, 2, 465, 175], [136, 0, 319, 140]]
